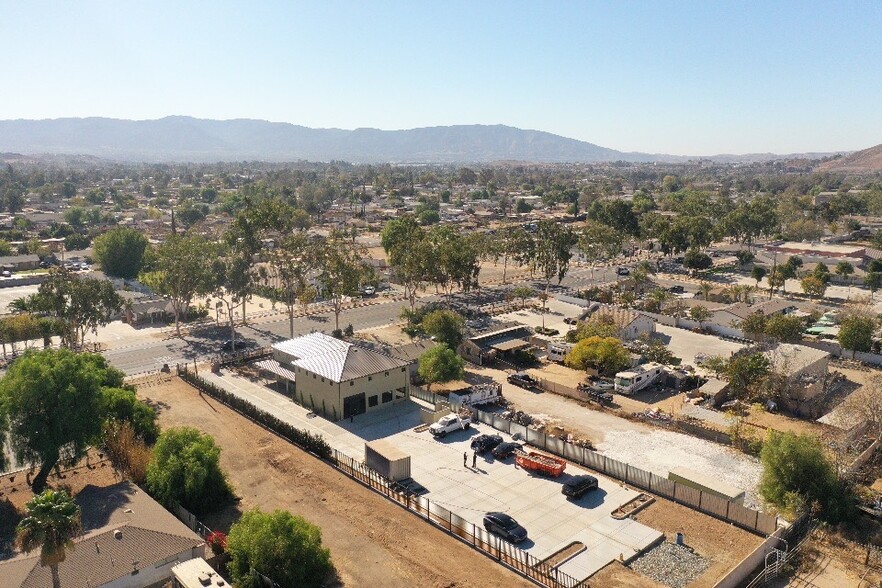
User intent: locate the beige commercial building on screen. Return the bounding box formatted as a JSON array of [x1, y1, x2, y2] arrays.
[[265, 332, 411, 421]]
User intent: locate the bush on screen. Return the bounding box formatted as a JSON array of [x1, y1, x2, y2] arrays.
[[146, 427, 233, 515], [177, 368, 333, 459]]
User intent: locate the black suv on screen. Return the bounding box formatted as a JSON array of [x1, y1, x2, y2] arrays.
[[562, 474, 599, 499], [222, 339, 250, 352], [483, 512, 528, 543], [507, 372, 538, 390], [470, 434, 504, 454], [492, 442, 523, 459]]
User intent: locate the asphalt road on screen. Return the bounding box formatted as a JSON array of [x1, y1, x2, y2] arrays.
[[103, 264, 630, 376]]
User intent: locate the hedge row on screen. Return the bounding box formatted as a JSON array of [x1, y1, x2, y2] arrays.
[[177, 367, 333, 459]]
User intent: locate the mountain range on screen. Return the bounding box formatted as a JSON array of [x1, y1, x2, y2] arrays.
[[0, 116, 853, 165], [817, 143, 882, 173]]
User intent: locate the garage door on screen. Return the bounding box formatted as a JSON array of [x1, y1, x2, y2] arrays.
[[343, 393, 366, 419]]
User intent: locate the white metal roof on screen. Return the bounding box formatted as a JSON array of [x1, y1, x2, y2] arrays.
[[272, 332, 408, 382]]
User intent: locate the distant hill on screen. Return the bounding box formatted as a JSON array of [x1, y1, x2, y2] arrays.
[[0, 116, 657, 164], [817, 143, 882, 173]]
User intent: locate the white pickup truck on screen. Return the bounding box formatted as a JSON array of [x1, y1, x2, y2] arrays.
[[429, 414, 472, 437]]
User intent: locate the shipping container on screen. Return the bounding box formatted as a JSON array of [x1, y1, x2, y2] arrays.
[[365, 440, 411, 481]]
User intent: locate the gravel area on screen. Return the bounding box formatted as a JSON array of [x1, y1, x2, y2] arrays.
[[597, 429, 763, 509], [630, 541, 709, 588]]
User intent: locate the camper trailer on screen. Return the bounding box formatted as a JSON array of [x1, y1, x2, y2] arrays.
[[614, 363, 665, 395]]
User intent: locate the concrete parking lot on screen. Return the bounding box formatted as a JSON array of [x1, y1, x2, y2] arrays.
[[654, 323, 746, 367], [199, 369, 663, 582]]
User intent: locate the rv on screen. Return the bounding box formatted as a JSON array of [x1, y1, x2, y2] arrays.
[[547, 341, 575, 363], [614, 363, 665, 395]]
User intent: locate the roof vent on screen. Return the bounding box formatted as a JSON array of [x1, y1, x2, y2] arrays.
[[197, 573, 211, 586], [114, 529, 123, 540], [215, 579, 226, 586]]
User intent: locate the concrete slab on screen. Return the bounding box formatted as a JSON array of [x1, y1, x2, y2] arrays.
[[199, 369, 664, 584]]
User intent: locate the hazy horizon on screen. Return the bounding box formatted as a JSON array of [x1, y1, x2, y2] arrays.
[[1, 1, 880, 155]]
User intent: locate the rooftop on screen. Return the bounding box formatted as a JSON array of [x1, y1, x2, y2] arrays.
[[273, 332, 409, 382]]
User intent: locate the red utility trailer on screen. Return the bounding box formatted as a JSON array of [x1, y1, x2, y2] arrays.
[[515, 451, 567, 477]]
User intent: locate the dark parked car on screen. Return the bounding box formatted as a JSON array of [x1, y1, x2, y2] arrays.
[[668, 285, 685, 294], [562, 474, 599, 499], [507, 372, 539, 390], [471, 434, 504, 454], [222, 339, 250, 352], [491, 442, 523, 459], [483, 512, 528, 543]]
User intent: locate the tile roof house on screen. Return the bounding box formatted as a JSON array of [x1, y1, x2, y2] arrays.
[[0, 481, 205, 588], [588, 307, 656, 341], [262, 332, 411, 420]]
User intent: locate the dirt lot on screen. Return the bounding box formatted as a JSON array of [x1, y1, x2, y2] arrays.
[[139, 377, 532, 588], [634, 499, 762, 588]]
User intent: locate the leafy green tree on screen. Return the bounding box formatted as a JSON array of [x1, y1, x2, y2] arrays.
[[764, 314, 805, 343], [101, 387, 159, 444], [688, 305, 712, 328], [0, 349, 118, 490], [751, 265, 767, 287], [567, 313, 622, 342], [418, 345, 465, 392], [565, 336, 631, 376], [227, 508, 333, 588], [836, 261, 855, 296], [760, 431, 851, 522], [800, 275, 827, 299], [17, 268, 123, 348], [867, 271, 882, 300], [727, 353, 771, 399], [421, 310, 465, 349], [93, 227, 150, 280], [141, 234, 218, 336], [734, 250, 755, 267], [838, 315, 876, 358], [512, 286, 535, 309], [146, 427, 233, 515], [381, 215, 431, 310], [813, 262, 832, 283], [489, 224, 533, 284], [16, 489, 83, 588], [315, 230, 369, 332], [579, 220, 623, 278], [740, 312, 768, 339], [683, 248, 712, 273], [266, 232, 318, 337], [533, 220, 577, 322]]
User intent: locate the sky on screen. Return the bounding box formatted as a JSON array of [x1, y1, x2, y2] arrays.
[[1, 1, 880, 156]]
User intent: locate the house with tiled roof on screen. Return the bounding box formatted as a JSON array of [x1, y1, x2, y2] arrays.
[[0, 481, 205, 588], [589, 307, 656, 341], [260, 332, 411, 420]]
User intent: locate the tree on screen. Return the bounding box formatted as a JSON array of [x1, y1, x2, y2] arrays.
[[490, 224, 533, 284], [314, 230, 369, 332], [16, 489, 83, 588], [644, 288, 672, 313], [266, 232, 317, 337], [141, 234, 217, 336], [427, 226, 482, 296], [836, 261, 855, 297], [734, 250, 755, 267], [579, 220, 623, 278], [533, 220, 577, 322], [838, 315, 876, 358], [751, 266, 767, 287], [800, 275, 827, 299], [727, 353, 771, 399], [813, 262, 832, 284], [688, 305, 712, 329], [146, 427, 233, 515], [697, 281, 713, 301], [418, 345, 465, 392], [512, 286, 535, 309], [766, 266, 787, 298], [227, 509, 333, 588], [92, 228, 150, 280], [381, 216, 430, 310], [867, 271, 882, 300], [18, 268, 123, 348], [0, 349, 116, 490], [421, 310, 465, 349], [101, 386, 159, 444], [683, 249, 712, 273], [740, 312, 768, 339], [565, 336, 631, 376], [760, 431, 851, 522], [764, 314, 805, 343], [210, 247, 252, 348], [834, 375, 882, 440]]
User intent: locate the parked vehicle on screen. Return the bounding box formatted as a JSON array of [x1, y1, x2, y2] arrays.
[[483, 512, 528, 543], [507, 372, 539, 390], [491, 442, 523, 459], [470, 434, 503, 454], [450, 383, 502, 407], [547, 341, 575, 363], [562, 474, 599, 499], [616, 267, 630, 276], [668, 285, 685, 294], [516, 451, 567, 477], [576, 383, 613, 404], [222, 339, 250, 352], [361, 285, 376, 296], [429, 414, 471, 437], [614, 363, 665, 395]]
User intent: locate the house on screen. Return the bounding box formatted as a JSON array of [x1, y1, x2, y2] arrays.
[[0, 481, 205, 588], [120, 291, 175, 325], [588, 307, 656, 341], [259, 332, 411, 420], [459, 325, 533, 366], [763, 343, 830, 408], [0, 254, 41, 271]]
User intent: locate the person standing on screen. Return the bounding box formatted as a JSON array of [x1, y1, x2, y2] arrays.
[[472, 451, 477, 468], [463, 451, 468, 467]]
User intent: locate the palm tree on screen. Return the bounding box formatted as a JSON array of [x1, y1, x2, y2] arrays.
[[16, 489, 82, 588], [698, 281, 713, 301]]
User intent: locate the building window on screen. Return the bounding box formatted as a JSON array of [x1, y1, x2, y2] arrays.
[[401, 367, 406, 372], [321, 377, 325, 383], [368, 395, 378, 407], [368, 376, 372, 381], [350, 381, 354, 386], [382, 391, 393, 403], [385, 371, 389, 377]]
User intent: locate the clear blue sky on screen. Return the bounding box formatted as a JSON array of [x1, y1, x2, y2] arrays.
[[1, 1, 880, 155]]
